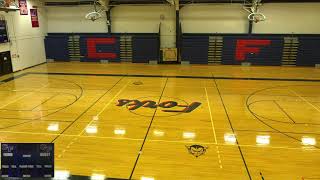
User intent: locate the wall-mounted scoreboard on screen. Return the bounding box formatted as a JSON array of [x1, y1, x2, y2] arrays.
[[0, 20, 8, 43], [1, 143, 54, 178]]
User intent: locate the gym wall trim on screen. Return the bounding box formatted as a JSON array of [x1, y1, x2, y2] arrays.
[[45, 33, 320, 66], [45, 33, 160, 63], [181, 33, 320, 66]]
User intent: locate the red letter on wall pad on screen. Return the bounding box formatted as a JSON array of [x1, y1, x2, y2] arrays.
[[235, 39, 271, 61], [87, 38, 117, 59]]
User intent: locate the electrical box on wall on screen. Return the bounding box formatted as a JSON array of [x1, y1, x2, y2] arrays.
[[0, 51, 13, 75]]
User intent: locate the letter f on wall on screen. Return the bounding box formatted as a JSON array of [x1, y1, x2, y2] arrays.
[[235, 39, 271, 61]]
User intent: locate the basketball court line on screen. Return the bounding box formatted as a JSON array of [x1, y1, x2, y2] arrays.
[[290, 88, 320, 113], [315, 103, 320, 112], [204, 87, 218, 144], [0, 116, 76, 122], [248, 100, 320, 125], [0, 71, 319, 179], [129, 78, 168, 180], [0, 118, 74, 122], [29, 93, 59, 111], [273, 100, 296, 123], [1, 130, 317, 151], [0, 83, 49, 109], [50, 76, 125, 143], [29, 72, 320, 82], [204, 87, 223, 168], [31, 94, 70, 111], [0, 93, 78, 112], [0, 78, 83, 126], [248, 100, 320, 107], [3, 89, 320, 101], [246, 86, 320, 149], [50, 77, 130, 167], [77, 80, 130, 136], [3, 71, 319, 83], [234, 129, 320, 135], [213, 77, 252, 180]]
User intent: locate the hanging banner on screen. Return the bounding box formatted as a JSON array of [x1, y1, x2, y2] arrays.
[[18, 0, 28, 15], [30, 9, 39, 28]]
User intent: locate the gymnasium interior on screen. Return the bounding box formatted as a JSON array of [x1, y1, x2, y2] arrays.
[[0, 0, 320, 179]]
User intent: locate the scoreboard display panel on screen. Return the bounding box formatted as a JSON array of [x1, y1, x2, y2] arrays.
[[0, 20, 8, 43], [1, 143, 54, 178]]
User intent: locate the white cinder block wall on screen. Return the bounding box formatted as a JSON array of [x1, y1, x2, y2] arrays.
[[0, 0, 47, 72], [254, 3, 320, 34], [47, 6, 107, 33], [181, 3, 320, 34], [47, 5, 176, 48], [46, 3, 320, 48], [180, 4, 249, 33], [112, 5, 176, 48]]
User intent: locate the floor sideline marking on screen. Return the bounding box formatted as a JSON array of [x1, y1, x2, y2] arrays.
[[204, 87, 218, 144], [213, 77, 252, 179], [205, 87, 223, 169], [290, 88, 320, 113]]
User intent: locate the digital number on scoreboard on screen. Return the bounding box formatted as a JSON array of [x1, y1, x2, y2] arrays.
[[1, 143, 54, 178]]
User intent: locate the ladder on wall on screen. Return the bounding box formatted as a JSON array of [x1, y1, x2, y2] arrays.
[[282, 37, 299, 66], [120, 35, 133, 62], [208, 36, 223, 64]]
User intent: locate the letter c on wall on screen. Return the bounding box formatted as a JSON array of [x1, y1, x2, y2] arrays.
[[87, 38, 117, 59]]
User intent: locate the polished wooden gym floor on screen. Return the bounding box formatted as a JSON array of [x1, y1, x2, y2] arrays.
[[0, 62, 320, 180]]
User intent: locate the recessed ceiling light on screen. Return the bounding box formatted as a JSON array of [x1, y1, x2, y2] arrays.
[[302, 137, 316, 146], [53, 170, 70, 180], [256, 135, 270, 145], [91, 173, 105, 180], [47, 123, 59, 132], [141, 177, 155, 180], [86, 125, 98, 134], [153, 130, 165, 137], [114, 128, 126, 135], [224, 133, 237, 144], [93, 116, 99, 121], [183, 132, 196, 139]]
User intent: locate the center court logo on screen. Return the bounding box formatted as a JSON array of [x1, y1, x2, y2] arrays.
[[116, 96, 201, 117]]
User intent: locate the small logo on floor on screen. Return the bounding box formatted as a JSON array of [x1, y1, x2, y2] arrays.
[[116, 96, 201, 117], [186, 144, 208, 158]]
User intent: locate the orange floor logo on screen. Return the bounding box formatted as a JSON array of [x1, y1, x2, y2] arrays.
[[116, 96, 201, 117]]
